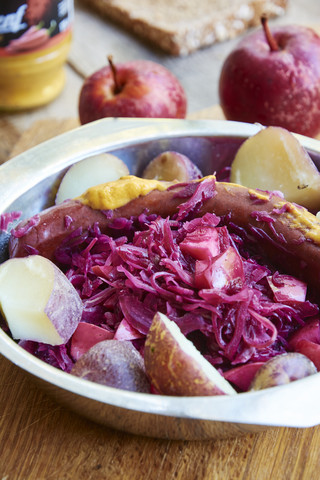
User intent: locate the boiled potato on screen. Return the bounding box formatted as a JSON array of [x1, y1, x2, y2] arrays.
[[55, 153, 129, 204], [230, 126, 320, 210], [144, 312, 236, 396], [0, 255, 83, 345], [142, 151, 202, 182], [71, 340, 150, 393], [249, 352, 317, 391]]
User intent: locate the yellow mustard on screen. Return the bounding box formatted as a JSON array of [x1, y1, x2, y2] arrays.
[[218, 183, 320, 245], [77, 175, 218, 211], [276, 202, 320, 245], [0, 2, 73, 110], [78, 176, 173, 210]]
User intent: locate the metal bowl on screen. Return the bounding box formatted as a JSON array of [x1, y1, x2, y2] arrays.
[[1, 118, 320, 441]]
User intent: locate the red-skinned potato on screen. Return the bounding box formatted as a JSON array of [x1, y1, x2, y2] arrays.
[[0, 255, 83, 345], [71, 339, 151, 392], [249, 352, 317, 391], [144, 312, 237, 396]]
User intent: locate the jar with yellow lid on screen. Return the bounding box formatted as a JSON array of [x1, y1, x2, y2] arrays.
[[0, 1, 73, 110]]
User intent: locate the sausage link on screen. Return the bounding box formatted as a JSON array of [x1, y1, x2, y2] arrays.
[[8, 180, 320, 291]]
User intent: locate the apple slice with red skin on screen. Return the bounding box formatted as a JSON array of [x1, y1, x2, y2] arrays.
[[70, 322, 114, 361], [267, 274, 307, 303], [179, 226, 227, 260], [195, 246, 244, 290], [289, 319, 320, 348], [288, 319, 320, 370], [144, 312, 237, 396], [114, 318, 144, 341], [223, 362, 264, 392]]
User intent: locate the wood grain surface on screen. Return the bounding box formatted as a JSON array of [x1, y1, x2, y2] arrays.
[[1, 108, 320, 479]]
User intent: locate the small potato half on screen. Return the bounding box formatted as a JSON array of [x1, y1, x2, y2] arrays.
[[230, 126, 320, 210], [55, 153, 129, 204], [71, 340, 151, 393], [249, 352, 317, 391], [142, 151, 202, 182], [0, 255, 83, 345]]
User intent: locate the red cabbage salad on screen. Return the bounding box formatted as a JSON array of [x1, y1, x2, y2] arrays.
[[2, 176, 320, 393]]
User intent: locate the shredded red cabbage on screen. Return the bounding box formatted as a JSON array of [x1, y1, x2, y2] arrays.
[[9, 179, 319, 387], [11, 214, 40, 238], [0, 211, 22, 232]]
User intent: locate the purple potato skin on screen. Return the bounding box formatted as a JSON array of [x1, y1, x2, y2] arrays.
[[142, 151, 203, 182], [249, 353, 317, 391], [44, 260, 83, 344], [71, 340, 151, 393]]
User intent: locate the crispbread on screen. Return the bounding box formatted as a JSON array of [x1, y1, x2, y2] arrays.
[[81, 0, 288, 55]]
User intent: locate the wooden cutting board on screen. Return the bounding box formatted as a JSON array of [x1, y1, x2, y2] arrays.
[[1, 108, 320, 479]]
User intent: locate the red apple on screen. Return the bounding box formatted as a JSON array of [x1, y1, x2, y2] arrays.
[[219, 17, 320, 137], [79, 57, 187, 124]]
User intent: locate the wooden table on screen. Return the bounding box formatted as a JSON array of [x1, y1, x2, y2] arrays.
[[1, 1, 320, 478]]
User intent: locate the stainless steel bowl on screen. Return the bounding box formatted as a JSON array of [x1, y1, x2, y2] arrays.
[[1, 118, 320, 441]]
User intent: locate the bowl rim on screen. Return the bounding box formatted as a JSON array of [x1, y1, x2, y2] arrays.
[[1, 117, 320, 429]]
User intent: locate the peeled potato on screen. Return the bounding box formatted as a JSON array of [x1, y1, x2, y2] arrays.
[[230, 126, 320, 210], [71, 340, 151, 393], [55, 153, 129, 204], [144, 312, 236, 396], [0, 255, 83, 345], [249, 352, 317, 391], [142, 151, 202, 182]]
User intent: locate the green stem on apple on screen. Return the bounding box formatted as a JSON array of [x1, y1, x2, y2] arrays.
[[107, 55, 122, 94], [261, 15, 279, 52]]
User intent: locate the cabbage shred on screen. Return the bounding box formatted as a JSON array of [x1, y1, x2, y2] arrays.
[[18, 178, 319, 377]]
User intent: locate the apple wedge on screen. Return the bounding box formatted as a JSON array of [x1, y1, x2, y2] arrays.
[[230, 126, 320, 210], [0, 255, 83, 345], [55, 153, 129, 204], [144, 312, 237, 396]]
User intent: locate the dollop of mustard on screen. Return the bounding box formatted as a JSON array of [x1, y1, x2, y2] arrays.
[[277, 201, 320, 245], [77, 175, 173, 210]]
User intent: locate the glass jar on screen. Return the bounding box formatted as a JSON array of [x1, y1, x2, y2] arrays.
[[0, 0, 73, 110]]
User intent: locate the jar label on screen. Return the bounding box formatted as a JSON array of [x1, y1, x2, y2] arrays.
[[0, 0, 73, 56]]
